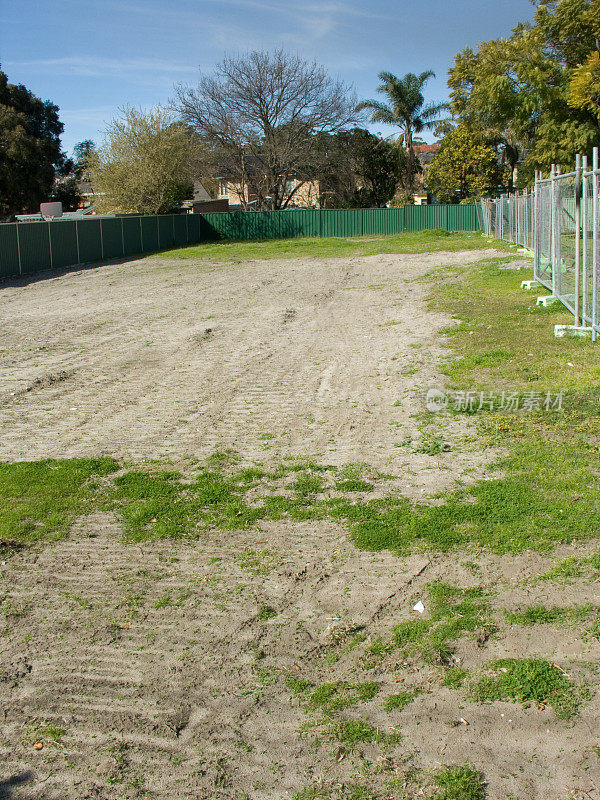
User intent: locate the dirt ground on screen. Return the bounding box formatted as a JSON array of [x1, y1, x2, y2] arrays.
[[1, 250, 599, 800]]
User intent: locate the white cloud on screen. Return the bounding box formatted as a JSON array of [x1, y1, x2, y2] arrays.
[[5, 56, 200, 78]]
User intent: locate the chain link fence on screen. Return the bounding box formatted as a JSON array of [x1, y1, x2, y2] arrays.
[[478, 147, 600, 340]]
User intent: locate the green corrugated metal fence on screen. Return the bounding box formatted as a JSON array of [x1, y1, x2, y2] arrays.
[[0, 205, 479, 280]]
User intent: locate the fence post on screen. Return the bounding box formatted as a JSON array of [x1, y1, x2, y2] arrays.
[[575, 154, 581, 326], [551, 165, 558, 298], [533, 173, 539, 280], [75, 220, 80, 264], [15, 223, 22, 276], [592, 147, 599, 341], [47, 221, 53, 270], [582, 156, 588, 323]]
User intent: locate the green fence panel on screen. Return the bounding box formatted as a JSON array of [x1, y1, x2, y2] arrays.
[[101, 218, 124, 259], [77, 219, 102, 263], [122, 217, 143, 256], [320, 209, 363, 238], [404, 205, 443, 231], [17, 223, 51, 274], [1, 206, 481, 282], [279, 210, 321, 238], [140, 217, 159, 252], [49, 221, 78, 269], [173, 214, 188, 246], [157, 215, 175, 249], [196, 214, 221, 242], [360, 207, 404, 235], [0, 224, 20, 278]]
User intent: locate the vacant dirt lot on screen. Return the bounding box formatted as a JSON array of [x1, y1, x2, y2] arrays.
[[2, 250, 599, 800], [0, 249, 496, 492]]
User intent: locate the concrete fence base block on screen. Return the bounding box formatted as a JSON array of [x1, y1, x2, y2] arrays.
[[554, 324, 593, 338], [536, 295, 559, 306], [521, 280, 541, 289], [536, 294, 575, 307]]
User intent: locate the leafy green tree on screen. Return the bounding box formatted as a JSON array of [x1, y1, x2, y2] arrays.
[[0, 68, 65, 219], [50, 140, 96, 211], [569, 51, 600, 120], [315, 128, 405, 208], [357, 71, 447, 192], [426, 125, 503, 202], [89, 106, 198, 214], [448, 0, 600, 180]]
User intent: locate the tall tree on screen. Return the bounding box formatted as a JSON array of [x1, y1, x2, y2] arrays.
[[174, 50, 356, 210], [0, 68, 65, 219], [426, 124, 504, 202], [314, 128, 405, 208], [50, 140, 95, 211], [448, 0, 600, 181], [88, 106, 199, 214], [356, 71, 447, 193]]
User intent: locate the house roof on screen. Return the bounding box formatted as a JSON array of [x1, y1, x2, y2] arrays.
[[414, 143, 440, 154]]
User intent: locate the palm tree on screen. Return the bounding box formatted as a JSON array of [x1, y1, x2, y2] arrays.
[[357, 71, 447, 193]]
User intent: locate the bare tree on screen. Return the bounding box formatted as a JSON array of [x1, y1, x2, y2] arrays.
[[174, 50, 357, 210]]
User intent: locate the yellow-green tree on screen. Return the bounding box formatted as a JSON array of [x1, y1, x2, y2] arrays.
[[569, 51, 600, 120], [426, 125, 503, 202], [89, 106, 199, 214], [448, 0, 600, 179]]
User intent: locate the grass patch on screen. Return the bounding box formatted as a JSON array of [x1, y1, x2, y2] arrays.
[[308, 681, 381, 715], [383, 690, 416, 712], [504, 604, 591, 626], [0, 457, 119, 550], [328, 718, 401, 749], [257, 603, 278, 621], [161, 231, 503, 264], [366, 584, 493, 667], [431, 765, 485, 800], [471, 657, 586, 719], [535, 552, 600, 583]]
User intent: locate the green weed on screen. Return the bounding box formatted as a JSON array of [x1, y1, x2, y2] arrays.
[[431, 765, 485, 800], [471, 657, 585, 719], [0, 457, 118, 548], [504, 605, 591, 626]]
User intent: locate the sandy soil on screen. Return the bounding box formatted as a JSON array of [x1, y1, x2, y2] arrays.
[[0, 249, 496, 494], [2, 250, 599, 800]]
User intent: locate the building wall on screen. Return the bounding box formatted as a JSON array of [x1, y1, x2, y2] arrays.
[[217, 179, 321, 209]]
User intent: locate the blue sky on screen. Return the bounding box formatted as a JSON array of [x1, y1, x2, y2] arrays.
[[1, 0, 535, 156]]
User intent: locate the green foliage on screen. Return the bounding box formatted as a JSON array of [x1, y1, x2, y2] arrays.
[[0, 457, 119, 550], [0, 69, 66, 219], [89, 105, 197, 214], [569, 51, 600, 119], [315, 128, 405, 208], [448, 0, 600, 178], [472, 658, 585, 718], [426, 125, 503, 202], [431, 765, 485, 800], [357, 70, 447, 192]]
